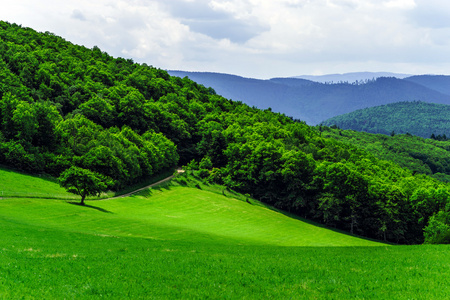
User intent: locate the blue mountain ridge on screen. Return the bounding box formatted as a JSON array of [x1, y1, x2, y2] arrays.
[[167, 71, 450, 125]]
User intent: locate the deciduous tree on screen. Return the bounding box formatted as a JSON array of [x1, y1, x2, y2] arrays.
[[58, 166, 110, 205]]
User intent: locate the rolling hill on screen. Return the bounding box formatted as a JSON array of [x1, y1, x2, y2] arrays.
[[167, 70, 450, 125], [1, 167, 450, 299], [405, 75, 450, 96], [321, 101, 450, 139], [319, 126, 450, 182], [0, 166, 381, 247]]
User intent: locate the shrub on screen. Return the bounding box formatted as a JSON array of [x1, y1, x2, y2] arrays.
[[424, 210, 450, 244]]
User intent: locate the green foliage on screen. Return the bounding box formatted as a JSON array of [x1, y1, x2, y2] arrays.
[[168, 71, 450, 125], [58, 166, 111, 205], [0, 22, 180, 187], [424, 210, 450, 244], [322, 101, 450, 139], [199, 156, 213, 170], [322, 128, 450, 182]]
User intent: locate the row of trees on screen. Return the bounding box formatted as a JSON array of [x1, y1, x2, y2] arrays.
[[1, 21, 449, 243], [430, 133, 448, 141]]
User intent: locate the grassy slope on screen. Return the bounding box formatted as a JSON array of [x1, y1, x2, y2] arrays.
[[0, 186, 380, 247], [1, 168, 450, 298], [0, 166, 76, 199]]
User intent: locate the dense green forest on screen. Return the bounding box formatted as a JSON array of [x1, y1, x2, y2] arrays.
[[1, 21, 450, 244], [321, 101, 450, 138], [321, 128, 450, 183]]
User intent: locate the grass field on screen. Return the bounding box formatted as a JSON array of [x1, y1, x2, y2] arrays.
[[1, 168, 449, 298], [0, 166, 77, 199]]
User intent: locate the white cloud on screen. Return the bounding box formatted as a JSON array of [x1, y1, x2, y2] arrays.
[[0, 0, 450, 78], [410, 0, 450, 28]]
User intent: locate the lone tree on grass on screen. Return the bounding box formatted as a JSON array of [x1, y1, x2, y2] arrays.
[[58, 166, 111, 205]]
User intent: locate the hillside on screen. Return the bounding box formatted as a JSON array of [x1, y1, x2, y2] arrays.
[[0, 165, 75, 198], [321, 101, 450, 139], [1, 21, 450, 244], [320, 127, 450, 183], [405, 75, 450, 96], [0, 166, 380, 247], [2, 169, 450, 299], [168, 70, 450, 125]]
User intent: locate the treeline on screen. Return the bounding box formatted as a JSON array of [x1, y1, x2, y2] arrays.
[[1, 21, 449, 244], [321, 101, 450, 139]]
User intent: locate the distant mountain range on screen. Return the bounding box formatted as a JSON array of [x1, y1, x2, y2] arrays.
[[167, 71, 450, 125], [293, 72, 412, 83], [404, 75, 450, 96]]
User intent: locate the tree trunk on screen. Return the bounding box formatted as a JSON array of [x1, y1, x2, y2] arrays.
[[350, 215, 356, 235], [80, 195, 86, 206]]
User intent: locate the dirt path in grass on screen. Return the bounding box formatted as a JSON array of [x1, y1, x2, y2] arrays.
[[104, 169, 184, 200]]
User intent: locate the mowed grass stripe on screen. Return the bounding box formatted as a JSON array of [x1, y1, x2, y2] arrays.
[[0, 185, 382, 246]]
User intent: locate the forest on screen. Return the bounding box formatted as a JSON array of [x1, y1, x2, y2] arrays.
[[321, 101, 450, 139], [321, 127, 450, 183], [1, 21, 450, 244]]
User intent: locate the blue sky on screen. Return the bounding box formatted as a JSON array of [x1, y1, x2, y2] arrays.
[[1, 0, 450, 78]]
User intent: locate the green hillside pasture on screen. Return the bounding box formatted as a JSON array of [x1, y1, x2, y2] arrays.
[[0, 186, 380, 247], [0, 218, 449, 299], [0, 166, 175, 200], [0, 166, 78, 199], [1, 173, 448, 298]]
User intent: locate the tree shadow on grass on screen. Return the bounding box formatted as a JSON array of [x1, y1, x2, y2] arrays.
[[151, 183, 172, 192], [134, 189, 153, 198], [68, 202, 113, 214], [133, 184, 172, 198]]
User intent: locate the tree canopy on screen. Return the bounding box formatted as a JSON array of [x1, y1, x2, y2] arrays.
[[321, 101, 450, 139], [59, 166, 111, 205], [321, 127, 450, 183]]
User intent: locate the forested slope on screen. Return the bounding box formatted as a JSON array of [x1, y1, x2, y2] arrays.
[[1, 21, 450, 244], [321, 127, 450, 183], [321, 101, 450, 139], [405, 75, 450, 96]]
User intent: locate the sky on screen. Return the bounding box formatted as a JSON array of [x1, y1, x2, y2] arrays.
[[1, 0, 450, 79]]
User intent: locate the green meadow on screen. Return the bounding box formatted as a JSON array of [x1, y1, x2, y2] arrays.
[[1, 168, 449, 299], [0, 166, 76, 199]]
